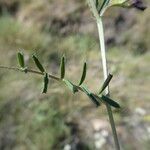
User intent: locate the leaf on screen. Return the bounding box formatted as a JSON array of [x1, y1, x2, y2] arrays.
[[17, 52, 25, 68], [42, 73, 49, 93], [79, 62, 87, 85], [63, 79, 78, 94], [81, 85, 100, 107], [32, 55, 45, 73], [101, 95, 120, 108], [60, 55, 65, 79], [99, 73, 113, 94], [109, 0, 127, 6]]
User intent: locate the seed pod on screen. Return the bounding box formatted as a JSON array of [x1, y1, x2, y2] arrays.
[[42, 73, 49, 93], [32, 55, 45, 73], [101, 95, 120, 108], [99, 73, 113, 94], [17, 52, 25, 68], [79, 62, 87, 85], [60, 55, 65, 79]]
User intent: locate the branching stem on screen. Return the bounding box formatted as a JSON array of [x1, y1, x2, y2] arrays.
[[0, 65, 91, 95], [0, 65, 60, 81], [97, 18, 120, 150]]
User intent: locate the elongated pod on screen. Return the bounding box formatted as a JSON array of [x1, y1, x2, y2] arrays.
[[32, 55, 45, 73], [17, 52, 25, 68], [42, 73, 49, 93]]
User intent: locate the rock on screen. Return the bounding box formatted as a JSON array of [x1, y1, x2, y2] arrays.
[[63, 144, 71, 150], [135, 107, 146, 116], [91, 119, 109, 131]]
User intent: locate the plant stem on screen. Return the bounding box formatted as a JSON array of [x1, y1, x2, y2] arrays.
[[0, 66, 89, 97], [97, 18, 120, 150], [0, 65, 60, 81]]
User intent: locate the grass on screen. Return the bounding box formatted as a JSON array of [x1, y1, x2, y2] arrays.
[[0, 16, 48, 49]]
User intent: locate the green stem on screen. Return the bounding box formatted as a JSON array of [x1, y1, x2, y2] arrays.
[[0, 65, 87, 96], [0, 65, 60, 81], [97, 18, 120, 150]]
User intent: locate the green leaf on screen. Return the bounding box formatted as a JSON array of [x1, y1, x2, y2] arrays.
[[79, 62, 87, 85], [81, 85, 100, 107], [109, 0, 126, 6], [101, 95, 120, 108], [99, 73, 113, 94], [32, 55, 45, 73], [42, 73, 49, 93], [60, 55, 65, 79], [63, 79, 78, 94], [17, 52, 25, 68], [108, 0, 132, 8]]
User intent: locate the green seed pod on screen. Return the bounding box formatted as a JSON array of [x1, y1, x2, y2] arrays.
[[109, 0, 127, 6], [60, 55, 65, 79], [63, 79, 78, 94], [101, 95, 120, 108], [32, 55, 45, 73], [17, 52, 25, 68], [42, 73, 49, 93], [79, 62, 87, 86], [99, 73, 113, 94]]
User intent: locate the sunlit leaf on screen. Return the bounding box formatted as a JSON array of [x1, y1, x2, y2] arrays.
[[109, 0, 127, 6]]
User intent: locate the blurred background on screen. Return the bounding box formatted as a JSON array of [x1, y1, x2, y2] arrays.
[[0, 0, 149, 150]]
